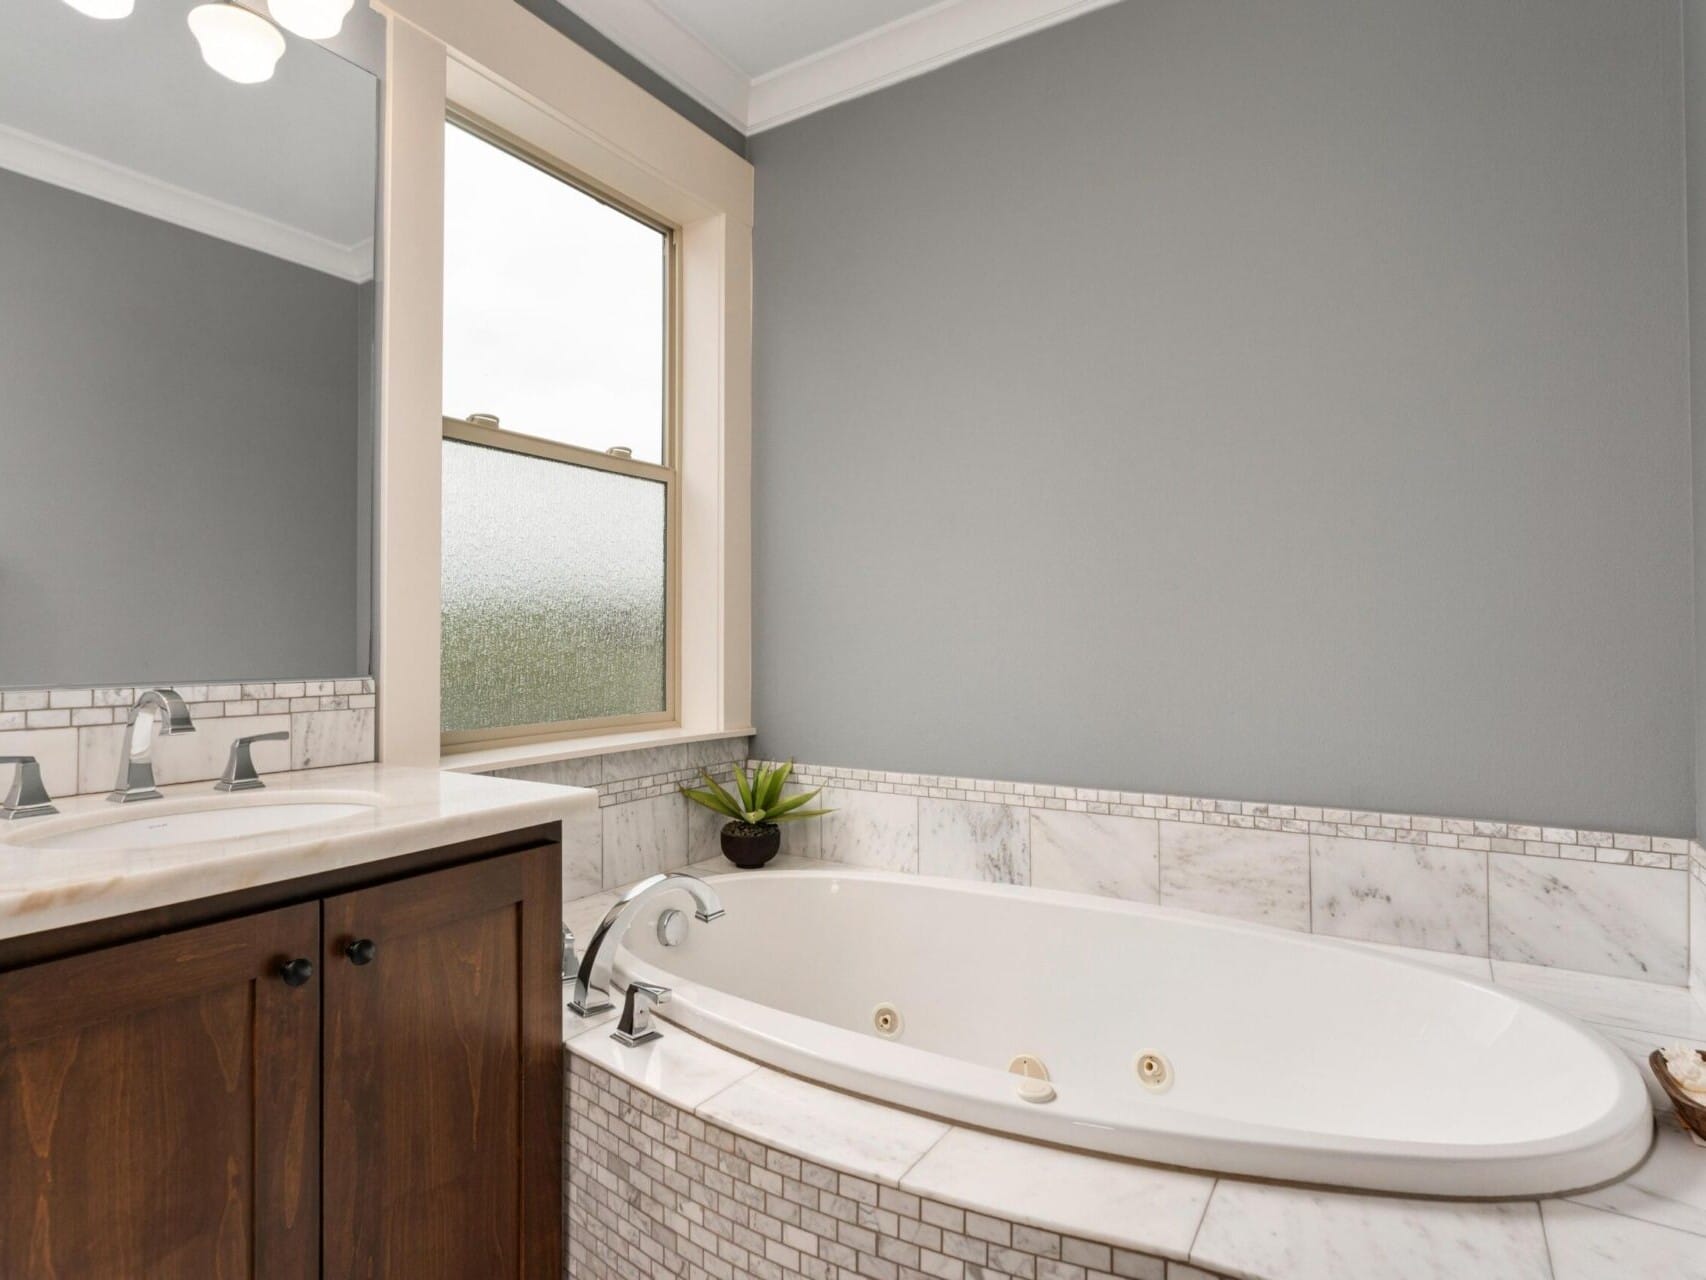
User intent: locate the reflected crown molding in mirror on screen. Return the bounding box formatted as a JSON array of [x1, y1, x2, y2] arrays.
[[61, 0, 136, 19], [0, 123, 374, 282]]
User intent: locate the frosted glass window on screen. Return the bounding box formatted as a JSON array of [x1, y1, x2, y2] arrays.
[[442, 121, 667, 463], [441, 439, 666, 734]]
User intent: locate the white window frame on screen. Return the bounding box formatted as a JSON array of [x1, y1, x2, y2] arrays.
[[440, 112, 682, 750], [371, 0, 754, 769]]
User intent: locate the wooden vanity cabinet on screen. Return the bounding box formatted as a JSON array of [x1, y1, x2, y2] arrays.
[[0, 830, 562, 1280]]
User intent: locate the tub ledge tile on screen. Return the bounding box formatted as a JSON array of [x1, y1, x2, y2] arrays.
[[567, 1020, 759, 1111], [1188, 1180, 1550, 1280], [899, 1126, 1214, 1263], [695, 1065, 951, 1185], [1541, 1200, 1706, 1280], [1560, 1123, 1706, 1239]]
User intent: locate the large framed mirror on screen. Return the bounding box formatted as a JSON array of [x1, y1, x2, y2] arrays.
[[0, 0, 380, 687]]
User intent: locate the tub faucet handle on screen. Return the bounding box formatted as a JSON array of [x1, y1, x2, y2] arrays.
[[612, 981, 671, 1047]]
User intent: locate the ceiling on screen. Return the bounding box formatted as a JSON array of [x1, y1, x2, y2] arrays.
[[647, 0, 952, 78], [558, 0, 1125, 134], [0, 0, 378, 279]]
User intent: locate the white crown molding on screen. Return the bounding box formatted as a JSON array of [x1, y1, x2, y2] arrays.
[[0, 124, 374, 283], [746, 0, 1128, 133], [553, 0, 751, 132], [559, 0, 1127, 138]]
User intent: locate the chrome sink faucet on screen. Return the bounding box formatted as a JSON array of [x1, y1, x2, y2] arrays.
[[569, 872, 724, 1017], [110, 688, 196, 803]]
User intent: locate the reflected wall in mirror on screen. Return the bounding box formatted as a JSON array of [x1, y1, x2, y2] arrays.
[[0, 0, 379, 686]]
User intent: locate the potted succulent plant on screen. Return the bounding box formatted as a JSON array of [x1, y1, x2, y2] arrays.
[[681, 761, 830, 869]]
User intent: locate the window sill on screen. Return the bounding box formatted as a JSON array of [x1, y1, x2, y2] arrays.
[[440, 726, 756, 775]]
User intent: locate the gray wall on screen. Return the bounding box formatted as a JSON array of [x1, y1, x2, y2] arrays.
[[0, 168, 364, 685], [1691, 0, 1706, 839], [750, 0, 1694, 834]]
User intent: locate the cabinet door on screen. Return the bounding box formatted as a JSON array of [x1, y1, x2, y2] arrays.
[[322, 844, 562, 1280], [0, 902, 321, 1279]]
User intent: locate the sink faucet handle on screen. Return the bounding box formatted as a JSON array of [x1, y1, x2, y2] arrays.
[[215, 731, 291, 793], [612, 981, 671, 1047], [0, 756, 58, 820]]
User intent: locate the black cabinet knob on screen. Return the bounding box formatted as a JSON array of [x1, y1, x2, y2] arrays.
[[345, 938, 377, 966], [280, 957, 314, 987]]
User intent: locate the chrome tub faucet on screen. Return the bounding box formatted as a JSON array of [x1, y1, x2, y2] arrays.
[[569, 872, 724, 1019], [110, 688, 196, 803]]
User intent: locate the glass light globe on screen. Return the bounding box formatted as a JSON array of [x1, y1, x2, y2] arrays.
[[61, 0, 136, 18], [268, 0, 354, 40], [187, 3, 287, 84]]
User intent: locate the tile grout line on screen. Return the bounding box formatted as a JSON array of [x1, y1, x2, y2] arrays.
[[893, 1122, 955, 1187], [1184, 1177, 1220, 1268], [1486, 840, 1494, 968], [1555, 1176, 1706, 1241], [1536, 1199, 1559, 1280], [1307, 834, 1315, 935]]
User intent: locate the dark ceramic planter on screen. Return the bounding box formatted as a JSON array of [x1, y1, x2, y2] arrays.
[[720, 821, 781, 869]]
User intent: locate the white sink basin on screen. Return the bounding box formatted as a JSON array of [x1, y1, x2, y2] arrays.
[[17, 795, 382, 852]]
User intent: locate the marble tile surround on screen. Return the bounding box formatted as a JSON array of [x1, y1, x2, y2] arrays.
[[0, 678, 376, 801], [486, 734, 752, 900], [765, 760, 1695, 985], [1491, 855, 1690, 983]]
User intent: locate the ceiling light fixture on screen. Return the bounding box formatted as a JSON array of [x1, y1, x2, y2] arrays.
[[60, 0, 136, 18], [266, 0, 353, 40], [187, 1, 287, 84]]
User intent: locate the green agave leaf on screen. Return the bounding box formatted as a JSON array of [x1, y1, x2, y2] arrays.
[[679, 785, 742, 820], [733, 762, 755, 812], [759, 761, 793, 810], [695, 769, 741, 813], [772, 808, 830, 823], [763, 787, 821, 819]]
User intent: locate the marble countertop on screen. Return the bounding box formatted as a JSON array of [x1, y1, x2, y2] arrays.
[[0, 763, 594, 940], [564, 855, 1706, 1280]]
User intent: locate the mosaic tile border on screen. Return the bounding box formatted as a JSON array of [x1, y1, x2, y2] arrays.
[[764, 762, 1692, 872], [599, 757, 752, 808], [567, 1054, 1222, 1280], [0, 678, 375, 731]]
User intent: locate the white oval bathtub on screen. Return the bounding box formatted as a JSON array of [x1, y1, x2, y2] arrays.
[[614, 869, 1652, 1198]]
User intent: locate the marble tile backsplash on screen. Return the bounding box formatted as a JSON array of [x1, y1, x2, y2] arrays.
[[763, 761, 1695, 986], [492, 741, 1693, 988], [0, 679, 376, 801]]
